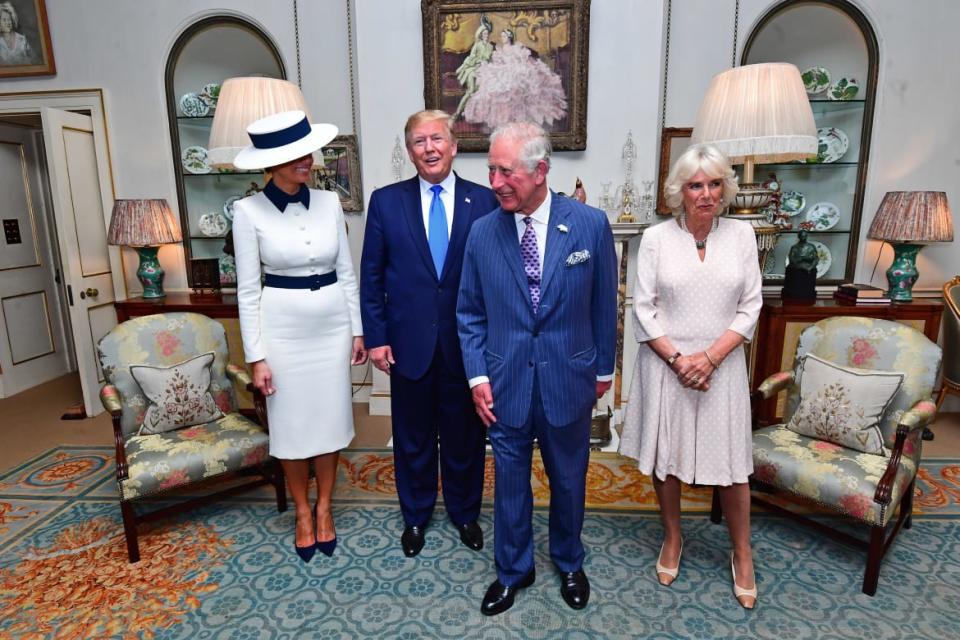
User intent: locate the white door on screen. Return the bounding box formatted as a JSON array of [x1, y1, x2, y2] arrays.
[[41, 108, 117, 416], [0, 123, 71, 396]]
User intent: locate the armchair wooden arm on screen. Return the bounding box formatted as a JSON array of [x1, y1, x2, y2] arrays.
[[874, 399, 937, 505], [751, 370, 796, 403], [99, 384, 129, 481], [246, 382, 270, 432]]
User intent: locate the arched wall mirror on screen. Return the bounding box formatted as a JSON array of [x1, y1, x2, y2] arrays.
[[742, 0, 878, 285], [164, 16, 286, 290]]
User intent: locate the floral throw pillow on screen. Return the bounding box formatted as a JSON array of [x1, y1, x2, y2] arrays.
[[786, 354, 904, 456], [130, 352, 223, 435]]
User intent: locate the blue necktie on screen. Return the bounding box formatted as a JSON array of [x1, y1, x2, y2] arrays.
[[427, 185, 448, 277]]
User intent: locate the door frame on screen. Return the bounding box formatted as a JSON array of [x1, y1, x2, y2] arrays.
[[0, 89, 123, 301]]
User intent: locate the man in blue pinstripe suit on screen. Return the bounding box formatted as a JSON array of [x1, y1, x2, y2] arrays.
[[457, 122, 618, 615]]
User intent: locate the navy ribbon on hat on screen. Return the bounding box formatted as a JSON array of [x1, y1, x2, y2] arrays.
[[249, 115, 312, 150], [264, 180, 310, 212]]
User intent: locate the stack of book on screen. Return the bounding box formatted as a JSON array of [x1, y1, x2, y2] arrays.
[[834, 283, 891, 304]]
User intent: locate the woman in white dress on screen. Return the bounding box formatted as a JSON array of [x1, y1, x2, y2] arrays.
[[232, 111, 367, 562], [619, 144, 762, 608], [0, 2, 35, 65]]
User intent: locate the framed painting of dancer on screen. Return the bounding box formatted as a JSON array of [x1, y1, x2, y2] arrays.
[[0, 0, 55, 78], [422, 0, 590, 152]]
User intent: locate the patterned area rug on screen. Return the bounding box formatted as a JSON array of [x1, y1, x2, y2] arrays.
[[1, 447, 959, 638]]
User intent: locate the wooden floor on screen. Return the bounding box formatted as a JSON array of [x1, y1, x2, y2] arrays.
[[1, 372, 958, 472]]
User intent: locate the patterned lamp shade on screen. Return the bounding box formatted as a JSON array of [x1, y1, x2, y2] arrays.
[[207, 76, 313, 169], [867, 191, 954, 243], [107, 199, 182, 247], [692, 62, 818, 164]]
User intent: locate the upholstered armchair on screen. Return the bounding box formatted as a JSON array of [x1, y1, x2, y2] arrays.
[[97, 312, 285, 562], [936, 276, 960, 411], [711, 316, 941, 596]]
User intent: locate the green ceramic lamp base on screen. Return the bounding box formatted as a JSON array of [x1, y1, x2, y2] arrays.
[[135, 246, 166, 299], [884, 242, 920, 302]]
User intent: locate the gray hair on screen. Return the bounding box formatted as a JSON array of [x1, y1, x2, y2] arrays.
[[0, 2, 18, 29], [489, 122, 552, 173], [663, 143, 739, 216]]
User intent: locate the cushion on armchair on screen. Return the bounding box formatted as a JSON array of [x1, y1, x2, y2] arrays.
[[786, 354, 903, 456], [130, 352, 224, 434]]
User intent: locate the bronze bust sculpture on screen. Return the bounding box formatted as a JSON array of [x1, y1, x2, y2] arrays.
[[782, 230, 819, 300]]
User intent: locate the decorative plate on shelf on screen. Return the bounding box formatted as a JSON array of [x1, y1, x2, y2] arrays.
[[198, 212, 229, 237], [199, 83, 221, 108], [181, 146, 211, 174], [805, 202, 840, 231], [223, 195, 242, 221], [817, 127, 849, 163], [179, 92, 208, 118], [780, 190, 806, 217], [801, 66, 831, 95], [827, 77, 859, 101], [785, 239, 832, 279]]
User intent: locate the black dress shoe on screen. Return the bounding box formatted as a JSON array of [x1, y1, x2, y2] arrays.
[[401, 525, 425, 557], [560, 569, 590, 610], [456, 521, 483, 551], [480, 570, 535, 616]]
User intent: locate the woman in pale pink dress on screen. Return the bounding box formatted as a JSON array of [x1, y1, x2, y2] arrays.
[[463, 29, 566, 130]]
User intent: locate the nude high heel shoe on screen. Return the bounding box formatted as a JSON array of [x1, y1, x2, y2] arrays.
[[655, 539, 683, 586], [730, 551, 757, 609]]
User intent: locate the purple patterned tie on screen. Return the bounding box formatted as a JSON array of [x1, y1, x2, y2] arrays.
[[520, 216, 541, 313]]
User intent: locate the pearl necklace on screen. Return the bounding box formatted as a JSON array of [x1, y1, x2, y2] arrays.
[[679, 214, 718, 249]]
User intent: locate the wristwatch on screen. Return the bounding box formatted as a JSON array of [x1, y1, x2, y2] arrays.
[[666, 352, 682, 366]]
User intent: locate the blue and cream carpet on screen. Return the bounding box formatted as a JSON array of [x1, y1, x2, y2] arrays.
[[1, 447, 959, 638]]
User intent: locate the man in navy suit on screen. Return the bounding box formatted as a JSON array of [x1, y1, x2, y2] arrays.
[[457, 122, 617, 615], [360, 110, 498, 557]]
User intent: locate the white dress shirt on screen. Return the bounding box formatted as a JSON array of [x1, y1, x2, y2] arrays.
[[418, 172, 456, 238]]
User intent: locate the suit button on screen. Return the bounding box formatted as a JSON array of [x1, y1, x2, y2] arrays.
[[532, 330, 539, 337], [437, 286, 442, 293], [528, 361, 534, 367]]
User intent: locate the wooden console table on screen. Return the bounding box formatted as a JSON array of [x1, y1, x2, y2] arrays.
[[751, 296, 943, 424]]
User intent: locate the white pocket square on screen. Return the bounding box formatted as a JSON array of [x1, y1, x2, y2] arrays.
[[565, 250, 590, 266]]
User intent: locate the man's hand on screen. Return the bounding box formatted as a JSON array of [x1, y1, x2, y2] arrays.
[[596, 380, 612, 399], [369, 345, 395, 374], [251, 360, 275, 396], [471, 382, 497, 427]]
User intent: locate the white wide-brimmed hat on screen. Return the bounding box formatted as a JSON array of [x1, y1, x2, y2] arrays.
[[233, 110, 338, 170]]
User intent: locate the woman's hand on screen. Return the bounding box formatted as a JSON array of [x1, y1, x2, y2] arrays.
[[251, 360, 275, 396], [673, 353, 715, 391], [351, 336, 368, 365]]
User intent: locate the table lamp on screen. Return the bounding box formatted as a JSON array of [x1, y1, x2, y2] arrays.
[[107, 199, 182, 298], [691, 62, 818, 267], [207, 76, 314, 169], [867, 191, 954, 301]]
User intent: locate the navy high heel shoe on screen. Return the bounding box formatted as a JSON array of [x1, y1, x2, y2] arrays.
[[295, 509, 317, 563], [315, 500, 337, 557]]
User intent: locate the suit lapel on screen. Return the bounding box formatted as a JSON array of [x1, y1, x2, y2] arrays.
[[495, 209, 530, 302], [441, 174, 472, 281], [400, 176, 438, 279], [539, 193, 572, 300]]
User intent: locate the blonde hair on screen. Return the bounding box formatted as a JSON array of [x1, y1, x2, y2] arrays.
[[663, 143, 739, 216], [404, 110, 456, 147]]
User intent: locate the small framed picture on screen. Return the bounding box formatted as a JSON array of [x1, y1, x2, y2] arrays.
[[313, 134, 364, 213], [656, 127, 693, 215], [0, 0, 56, 78]]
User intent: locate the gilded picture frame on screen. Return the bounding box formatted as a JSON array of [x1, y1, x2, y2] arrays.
[[312, 134, 364, 213], [422, 0, 590, 152], [656, 127, 693, 215], [0, 0, 55, 77]]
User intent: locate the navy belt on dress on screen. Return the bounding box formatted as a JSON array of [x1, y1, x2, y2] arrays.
[[263, 272, 337, 290]]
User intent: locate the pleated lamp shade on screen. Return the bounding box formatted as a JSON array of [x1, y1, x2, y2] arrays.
[[107, 199, 182, 246], [207, 77, 313, 169], [868, 191, 954, 243], [692, 62, 817, 164]]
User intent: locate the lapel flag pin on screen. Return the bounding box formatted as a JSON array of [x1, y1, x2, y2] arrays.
[[465, 197, 471, 203]]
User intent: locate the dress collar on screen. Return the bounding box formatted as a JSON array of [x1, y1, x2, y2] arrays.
[[263, 180, 310, 212]]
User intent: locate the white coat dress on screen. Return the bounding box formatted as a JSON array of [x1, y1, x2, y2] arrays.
[[232, 189, 362, 459]]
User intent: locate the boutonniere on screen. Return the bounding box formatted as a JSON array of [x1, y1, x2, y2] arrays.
[[557, 224, 569, 233]]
